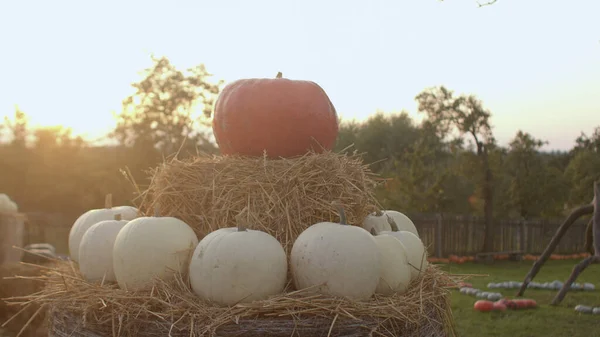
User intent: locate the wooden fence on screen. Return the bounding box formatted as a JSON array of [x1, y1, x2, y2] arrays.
[[19, 211, 591, 258], [410, 213, 589, 257]]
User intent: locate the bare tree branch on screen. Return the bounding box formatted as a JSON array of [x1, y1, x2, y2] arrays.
[[438, 0, 498, 7], [477, 0, 498, 7], [551, 181, 600, 305], [551, 256, 600, 305], [516, 203, 594, 297]]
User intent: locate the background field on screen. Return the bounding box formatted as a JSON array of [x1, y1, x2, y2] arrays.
[[440, 260, 600, 337]]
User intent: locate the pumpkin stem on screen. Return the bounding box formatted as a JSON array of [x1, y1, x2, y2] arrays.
[[374, 209, 384, 216], [235, 207, 249, 232], [114, 214, 122, 221], [370, 228, 378, 236], [386, 216, 399, 232], [104, 193, 113, 209], [331, 200, 347, 225], [276, 71, 283, 79], [153, 204, 161, 217]]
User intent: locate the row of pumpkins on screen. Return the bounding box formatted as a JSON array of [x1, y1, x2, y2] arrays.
[[69, 196, 428, 306], [0, 193, 18, 213]]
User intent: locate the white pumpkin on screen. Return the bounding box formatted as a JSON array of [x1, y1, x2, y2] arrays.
[[370, 229, 412, 296], [0, 194, 10, 212], [113, 210, 198, 291], [68, 194, 139, 262], [189, 212, 287, 306], [0, 193, 18, 213], [7, 201, 18, 213], [380, 230, 428, 280], [362, 210, 419, 237], [290, 201, 380, 301], [79, 214, 128, 282]]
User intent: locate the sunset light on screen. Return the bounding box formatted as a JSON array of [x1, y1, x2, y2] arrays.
[[1, 1, 600, 336], [1, 0, 598, 149]]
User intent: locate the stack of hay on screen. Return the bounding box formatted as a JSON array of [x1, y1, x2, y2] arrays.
[[5, 74, 458, 337]]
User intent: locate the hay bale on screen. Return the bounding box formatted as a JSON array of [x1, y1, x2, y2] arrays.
[[0, 212, 26, 265], [17, 261, 456, 337], [136, 151, 382, 253], [6, 151, 459, 336]]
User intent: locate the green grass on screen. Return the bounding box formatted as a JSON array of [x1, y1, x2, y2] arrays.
[[438, 260, 600, 337]]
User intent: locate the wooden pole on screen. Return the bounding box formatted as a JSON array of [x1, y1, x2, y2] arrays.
[[551, 181, 600, 305], [435, 213, 443, 258], [520, 218, 527, 252], [516, 203, 593, 297]]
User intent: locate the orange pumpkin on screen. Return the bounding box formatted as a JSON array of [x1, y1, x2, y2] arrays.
[[212, 72, 339, 158], [474, 300, 494, 312]]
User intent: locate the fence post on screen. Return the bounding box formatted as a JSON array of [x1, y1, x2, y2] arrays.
[[435, 213, 443, 258], [520, 219, 527, 252], [467, 216, 473, 254]]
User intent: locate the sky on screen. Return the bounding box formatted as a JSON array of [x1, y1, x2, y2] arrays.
[[0, 0, 598, 150]]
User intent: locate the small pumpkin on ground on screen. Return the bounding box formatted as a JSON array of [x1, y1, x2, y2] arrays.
[[112, 206, 198, 291], [188, 209, 288, 306], [212, 72, 339, 158], [68, 194, 139, 262], [290, 201, 380, 301]]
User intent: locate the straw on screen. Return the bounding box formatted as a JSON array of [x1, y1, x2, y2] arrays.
[[6, 261, 459, 337], [132, 150, 384, 255]]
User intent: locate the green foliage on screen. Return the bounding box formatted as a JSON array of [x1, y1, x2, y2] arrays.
[[415, 85, 497, 251], [573, 126, 600, 154], [415, 86, 495, 147], [3, 106, 29, 148], [503, 131, 564, 218], [112, 56, 222, 157], [565, 149, 600, 207], [336, 111, 420, 173]]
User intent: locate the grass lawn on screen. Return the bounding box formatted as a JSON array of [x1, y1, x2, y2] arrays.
[[439, 260, 600, 337]]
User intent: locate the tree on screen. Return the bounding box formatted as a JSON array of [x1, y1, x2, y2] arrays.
[[33, 126, 85, 149], [386, 120, 473, 214], [503, 131, 567, 218], [112, 56, 222, 158], [573, 126, 600, 154], [562, 127, 600, 207], [4, 106, 29, 148], [565, 151, 600, 208], [351, 112, 420, 173], [415, 86, 497, 252], [334, 120, 361, 154], [0, 107, 32, 208], [25, 126, 90, 212]]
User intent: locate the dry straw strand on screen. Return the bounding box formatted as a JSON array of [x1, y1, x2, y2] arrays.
[[6, 261, 459, 337]]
